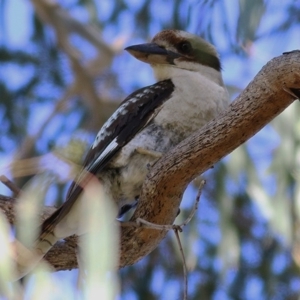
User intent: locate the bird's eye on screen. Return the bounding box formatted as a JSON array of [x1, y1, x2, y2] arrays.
[[177, 41, 192, 54]]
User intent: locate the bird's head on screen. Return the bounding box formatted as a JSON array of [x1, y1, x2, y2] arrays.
[[125, 30, 221, 76]]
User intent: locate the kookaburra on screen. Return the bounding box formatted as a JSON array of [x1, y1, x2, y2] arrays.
[[15, 29, 229, 278]]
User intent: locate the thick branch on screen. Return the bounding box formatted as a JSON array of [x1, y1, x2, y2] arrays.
[[119, 50, 300, 267], [1, 51, 300, 272]]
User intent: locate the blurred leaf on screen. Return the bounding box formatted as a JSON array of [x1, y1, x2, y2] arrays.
[[237, 0, 266, 43]]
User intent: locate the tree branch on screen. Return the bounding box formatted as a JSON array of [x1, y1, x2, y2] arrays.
[[1, 51, 300, 272], [119, 50, 300, 267]]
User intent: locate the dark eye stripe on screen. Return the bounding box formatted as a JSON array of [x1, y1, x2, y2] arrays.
[[177, 41, 192, 54]]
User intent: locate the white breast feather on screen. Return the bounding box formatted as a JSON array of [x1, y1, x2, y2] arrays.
[[153, 64, 229, 134]]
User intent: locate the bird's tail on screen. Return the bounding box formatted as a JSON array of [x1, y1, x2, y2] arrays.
[[12, 230, 59, 281]]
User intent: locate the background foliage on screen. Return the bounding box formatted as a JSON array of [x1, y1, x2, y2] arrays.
[[1, 0, 300, 299]]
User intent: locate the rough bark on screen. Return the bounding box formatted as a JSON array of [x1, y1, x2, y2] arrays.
[[1, 51, 300, 272], [119, 50, 300, 267]]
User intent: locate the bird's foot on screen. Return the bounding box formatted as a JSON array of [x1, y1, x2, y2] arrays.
[[135, 147, 163, 158]]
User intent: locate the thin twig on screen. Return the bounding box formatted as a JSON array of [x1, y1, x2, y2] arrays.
[[120, 221, 140, 228], [178, 179, 206, 227], [0, 175, 21, 197], [123, 180, 206, 300], [136, 218, 180, 231], [132, 180, 206, 232], [174, 229, 187, 300]]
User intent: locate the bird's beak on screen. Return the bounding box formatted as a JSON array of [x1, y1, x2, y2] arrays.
[[125, 43, 181, 65]]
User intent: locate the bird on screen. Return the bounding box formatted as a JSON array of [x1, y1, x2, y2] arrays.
[[14, 29, 229, 278]]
